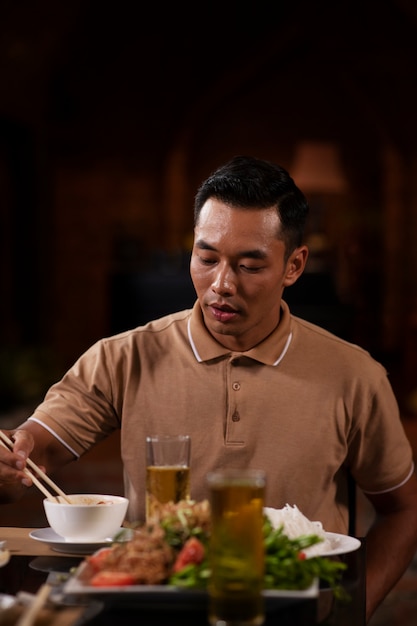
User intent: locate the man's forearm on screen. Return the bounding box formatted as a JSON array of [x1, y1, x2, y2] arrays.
[[365, 509, 417, 621]]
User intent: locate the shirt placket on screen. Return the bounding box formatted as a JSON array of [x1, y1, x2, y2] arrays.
[[225, 354, 245, 445]]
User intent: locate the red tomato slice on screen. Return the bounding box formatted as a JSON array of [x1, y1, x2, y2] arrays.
[[87, 548, 114, 572], [173, 537, 205, 573], [90, 570, 136, 587]]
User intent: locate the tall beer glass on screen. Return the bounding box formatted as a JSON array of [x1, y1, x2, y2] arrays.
[[207, 468, 266, 626], [145, 435, 191, 520]]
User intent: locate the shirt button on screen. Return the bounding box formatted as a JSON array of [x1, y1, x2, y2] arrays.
[[232, 411, 240, 422], [232, 382, 241, 391]]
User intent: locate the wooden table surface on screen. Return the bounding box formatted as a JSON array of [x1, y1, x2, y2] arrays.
[[1, 526, 84, 557]]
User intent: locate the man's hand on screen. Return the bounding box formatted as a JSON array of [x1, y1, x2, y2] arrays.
[[0, 429, 36, 501]]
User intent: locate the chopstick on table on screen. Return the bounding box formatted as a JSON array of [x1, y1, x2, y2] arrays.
[[15, 583, 53, 626], [0, 430, 72, 504]]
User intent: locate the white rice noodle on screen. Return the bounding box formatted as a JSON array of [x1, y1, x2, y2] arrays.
[[264, 504, 334, 556]]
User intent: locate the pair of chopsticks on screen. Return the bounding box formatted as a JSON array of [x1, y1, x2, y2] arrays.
[[0, 431, 71, 504]]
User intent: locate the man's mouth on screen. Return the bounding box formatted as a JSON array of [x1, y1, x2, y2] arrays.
[[208, 303, 240, 323]]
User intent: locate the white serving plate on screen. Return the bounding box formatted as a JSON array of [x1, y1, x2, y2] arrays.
[[63, 564, 319, 609], [317, 532, 361, 557]]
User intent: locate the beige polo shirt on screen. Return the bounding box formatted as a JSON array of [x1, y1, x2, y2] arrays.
[[30, 300, 414, 531]]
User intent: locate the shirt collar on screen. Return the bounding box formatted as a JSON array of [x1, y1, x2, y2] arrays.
[[188, 300, 293, 366]]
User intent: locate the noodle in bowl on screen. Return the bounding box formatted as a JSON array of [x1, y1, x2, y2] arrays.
[[264, 504, 334, 556]]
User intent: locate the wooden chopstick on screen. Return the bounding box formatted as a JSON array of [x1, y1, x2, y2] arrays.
[[0, 438, 59, 502], [0, 440, 56, 501], [15, 583, 52, 626], [0, 431, 72, 503]]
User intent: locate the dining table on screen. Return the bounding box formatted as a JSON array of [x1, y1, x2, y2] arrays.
[[0, 526, 366, 626]]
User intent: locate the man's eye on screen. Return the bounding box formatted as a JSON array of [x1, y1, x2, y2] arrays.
[[199, 256, 216, 265], [241, 265, 261, 272]]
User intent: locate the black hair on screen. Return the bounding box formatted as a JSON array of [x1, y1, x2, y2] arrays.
[[194, 155, 309, 257]]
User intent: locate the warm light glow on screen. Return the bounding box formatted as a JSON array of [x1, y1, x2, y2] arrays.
[[291, 142, 349, 193]]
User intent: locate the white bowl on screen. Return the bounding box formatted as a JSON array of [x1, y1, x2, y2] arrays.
[[43, 494, 129, 542]]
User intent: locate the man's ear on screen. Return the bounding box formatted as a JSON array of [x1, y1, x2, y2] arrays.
[[283, 246, 309, 287]]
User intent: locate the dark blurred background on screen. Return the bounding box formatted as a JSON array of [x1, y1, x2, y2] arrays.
[[2, 0, 417, 416]]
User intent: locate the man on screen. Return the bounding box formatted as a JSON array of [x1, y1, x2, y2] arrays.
[[1, 156, 417, 620]]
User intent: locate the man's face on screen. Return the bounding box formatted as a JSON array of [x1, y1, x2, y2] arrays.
[[190, 199, 307, 351]]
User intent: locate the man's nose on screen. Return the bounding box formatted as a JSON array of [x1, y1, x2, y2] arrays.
[[211, 264, 236, 295]]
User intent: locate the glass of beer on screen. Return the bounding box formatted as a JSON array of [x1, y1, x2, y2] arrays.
[[207, 468, 266, 626], [145, 435, 191, 520]]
